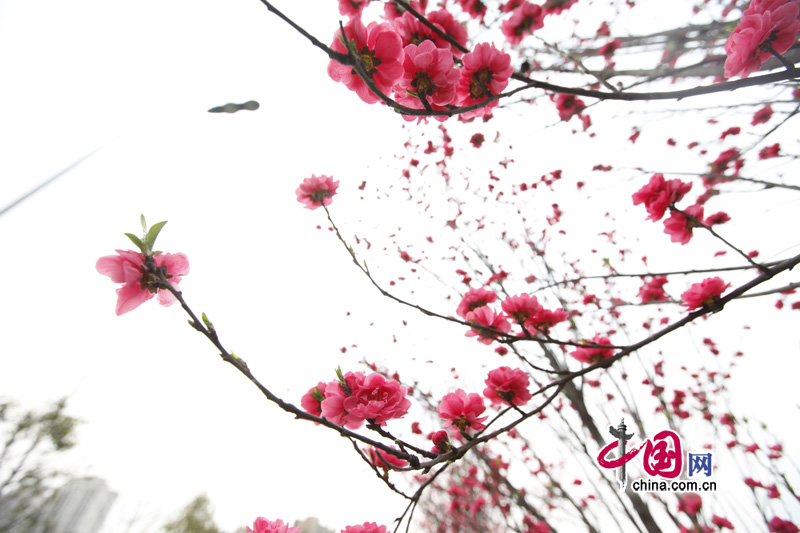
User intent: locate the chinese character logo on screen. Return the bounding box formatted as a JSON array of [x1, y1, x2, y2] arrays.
[[688, 452, 712, 478]]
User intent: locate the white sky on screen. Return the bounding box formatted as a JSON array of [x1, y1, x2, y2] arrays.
[[1, 0, 799, 532]]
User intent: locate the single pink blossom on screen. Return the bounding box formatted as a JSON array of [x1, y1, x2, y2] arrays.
[[483, 366, 532, 406], [681, 276, 731, 310], [465, 306, 511, 345], [769, 517, 800, 533], [96, 250, 189, 316], [456, 287, 497, 318], [338, 0, 369, 17], [321, 371, 366, 429], [394, 40, 460, 117], [428, 10, 469, 57], [639, 276, 669, 303], [431, 429, 451, 453], [342, 372, 411, 426], [570, 335, 615, 364], [759, 142, 781, 158], [342, 524, 389, 533], [367, 446, 410, 470], [456, 43, 514, 118], [328, 18, 404, 104], [501, 2, 545, 45], [501, 293, 542, 324], [247, 518, 300, 533], [712, 515, 735, 529], [438, 389, 488, 432], [752, 103, 774, 124], [663, 204, 705, 245], [296, 175, 339, 210], [678, 493, 703, 516], [553, 93, 586, 121], [704, 211, 731, 226], [457, 0, 487, 20], [632, 174, 693, 222], [724, 1, 800, 78]]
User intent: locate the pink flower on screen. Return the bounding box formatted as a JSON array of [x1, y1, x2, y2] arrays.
[[483, 366, 532, 406], [552, 93, 586, 121], [456, 43, 514, 118], [428, 10, 469, 57], [523, 307, 569, 335], [465, 306, 511, 345], [321, 371, 366, 429], [247, 518, 300, 533], [769, 517, 800, 533], [328, 18, 404, 104], [712, 515, 735, 529], [678, 493, 702, 516], [501, 2, 545, 45], [752, 103, 774, 124], [296, 175, 339, 210], [394, 40, 459, 116], [570, 335, 615, 364], [501, 294, 542, 324], [456, 287, 497, 318], [663, 204, 705, 245], [338, 0, 369, 17], [301, 381, 328, 417], [759, 142, 781, 158], [457, 0, 487, 20], [632, 174, 693, 222], [704, 211, 731, 226], [681, 277, 731, 310], [96, 250, 189, 316], [597, 38, 622, 58], [724, 1, 800, 78], [342, 372, 411, 426], [341, 523, 389, 533], [367, 446, 410, 469], [431, 429, 452, 453], [639, 276, 669, 303], [438, 389, 488, 432]]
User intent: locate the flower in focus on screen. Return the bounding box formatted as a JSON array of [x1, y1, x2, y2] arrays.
[[465, 306, 511, 345], [456, 43, 514, 118], [321, 371, 367, 429], [96, 250, 189, 316], [342, 523, 389, 533], [367, 446, 410, 470], [723, 0, 800, 78], [300, 381, 328, 417], [247, 517, 300, 533], [483, 366, 532, 407], [570, 335, 615, 364], [328, 18, 404, 104], [342, 372, 411, 426], [456, 287, 497, 318], [296, 174, 339, 210], [501, 2, 545, 45], [681, 277, 731, 310], [394, 40, 459, 119], [632, 174, 693, 222], [638, 276, 670, 303], [438, 389, 488, 432], [663, 204, 705, 245]]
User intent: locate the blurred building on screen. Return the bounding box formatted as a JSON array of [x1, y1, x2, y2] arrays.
[[294, 516, 335, 533], [3, 477, 118, 533]]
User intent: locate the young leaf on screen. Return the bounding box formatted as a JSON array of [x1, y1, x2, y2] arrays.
[[145, 221, 168, 249], [124, 233, 145, 252]]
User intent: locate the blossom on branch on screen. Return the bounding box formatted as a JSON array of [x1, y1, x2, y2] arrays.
[[501, 2, 545, 45], [456, 43, 514, 118], [300, 381, 328, 417], [394, 40, 459, 119], [321, 371, 410, 429], [96, 250, 189, 316], [247, 518, 300, 533], [501, 293, 542, 325], [632, 174, 693, 222], [723, 0, 800, 78], [367, 446, 410, 470], [342, 523, 389, 533], [465, 306, 511, 345], [456, 287, 497, 318], [570, 335, 615, 364], [681, 277, 731, 310], [483, 366, 532, 407], [438, 389, 488, 432], [296, 174, 339, 210], [328, 18, 404, 104], [663, 204, 704, 245], [523, 307, 569, 335]]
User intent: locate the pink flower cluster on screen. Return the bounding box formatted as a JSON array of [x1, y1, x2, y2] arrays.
[[247, 518, 300, 533], [96, 250, 190, 316], [632, 173, 692, 222], [327, 11, 513, 119], [639, 276, 669, 303], [724, 0, 800, 78], [302, 371, 411, 429], [483, 366, 532, 406]]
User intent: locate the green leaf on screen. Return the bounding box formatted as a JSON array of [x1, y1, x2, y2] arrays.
[[140, 214, 147, 232], [145, 220, 168, 249], [124, 233, 144, 251]]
